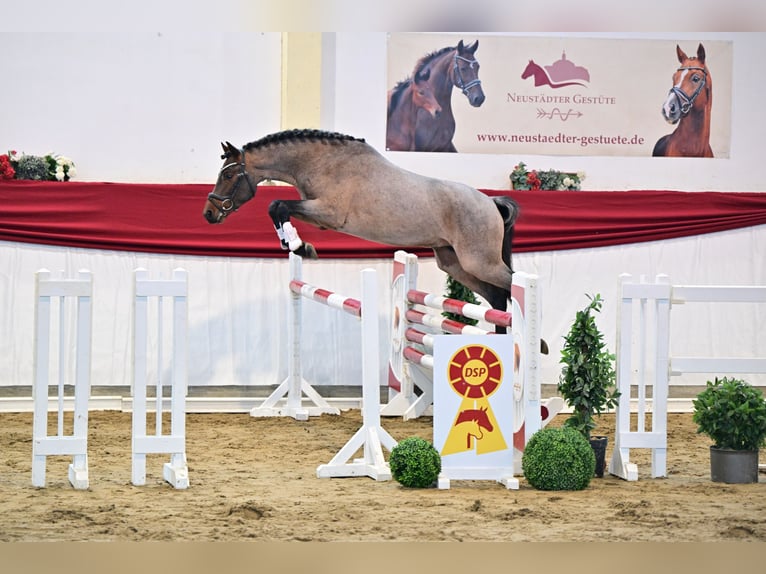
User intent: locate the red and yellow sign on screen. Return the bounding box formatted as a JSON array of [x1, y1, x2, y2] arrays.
[[441, 344, 508, 456]]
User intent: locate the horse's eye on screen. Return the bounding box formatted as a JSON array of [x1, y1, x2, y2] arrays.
[[692, 74, 701, 83], [223, 171, 233, 180]]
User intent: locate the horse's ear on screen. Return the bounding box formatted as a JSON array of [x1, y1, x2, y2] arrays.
[[221, 141, 240, 160], [416, 67, 431, 82], [466, 39, 479, 54], [676, 44, 688, 64], [696, 43, 706, 64]]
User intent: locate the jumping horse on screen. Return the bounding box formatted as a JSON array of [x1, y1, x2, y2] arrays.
[[203, 129, 521, 335], [387, 40, 484, 152], [653, 43, 713, 157], [386, 68, 442, 151]]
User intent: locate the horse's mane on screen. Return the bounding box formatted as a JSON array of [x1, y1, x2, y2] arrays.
[[243, 129, 365, 151], [413, 46, 454, 76], [388, 78, 412, 118]]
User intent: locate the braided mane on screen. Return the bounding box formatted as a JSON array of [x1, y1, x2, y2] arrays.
[[244, 129, 365, 151]]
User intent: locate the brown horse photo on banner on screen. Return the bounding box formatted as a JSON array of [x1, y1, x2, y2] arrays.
[[386, 40, 484, 152], [653, 43, 714, 157]]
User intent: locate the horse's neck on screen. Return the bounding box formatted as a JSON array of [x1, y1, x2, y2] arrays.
[[676, 102, 712, 151], [245, 150, 302, 187], [431, 52, 457, 106]]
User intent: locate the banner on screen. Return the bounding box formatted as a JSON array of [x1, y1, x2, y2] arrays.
[[386, 34, 732, 157]]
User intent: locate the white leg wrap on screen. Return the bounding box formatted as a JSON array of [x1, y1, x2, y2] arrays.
[[282, 221, 303, 251]]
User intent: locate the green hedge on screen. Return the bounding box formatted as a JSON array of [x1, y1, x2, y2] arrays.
[[521, 427, 595, 490], [389, 437, 441, 488]]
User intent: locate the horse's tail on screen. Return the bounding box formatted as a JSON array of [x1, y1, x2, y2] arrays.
[[492, 195, 520, 270]]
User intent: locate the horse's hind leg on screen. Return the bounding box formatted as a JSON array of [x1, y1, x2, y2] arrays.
[[433, 246, 510, 330], [268, 200, 318, 259]]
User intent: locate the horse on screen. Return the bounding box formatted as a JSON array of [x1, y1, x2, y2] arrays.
[[521, 60, 586, 89], [396, 39, 485, 152], [385, 67, 442, 152], [652, 43, 713, 157], [202, 128, 519, 334], [455, 407, 494, 449]]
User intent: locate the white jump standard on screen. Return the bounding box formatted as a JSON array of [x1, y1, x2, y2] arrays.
[[31, 269, 93, 489], [610, 273, 766, 481], [131, 268, 190, 489]]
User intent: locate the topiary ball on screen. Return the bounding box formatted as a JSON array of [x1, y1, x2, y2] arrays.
[[389, 437, 441, 488], [521, 426, 596, 490]]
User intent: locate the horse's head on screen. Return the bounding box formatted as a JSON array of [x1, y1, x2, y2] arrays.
[[453, 39, 485, 107], [203, 142, 258, 224], [413, 68, 442, 118], [661, 43, 711, 124], [521, 60, 536, 80]]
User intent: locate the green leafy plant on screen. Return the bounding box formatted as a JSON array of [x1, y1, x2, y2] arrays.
[[389, 436, 441, 488], [443, 275, 479, 326], [557, 293, 620, 441], [692, 377, 766, 450], [521, 426, 596, 490]]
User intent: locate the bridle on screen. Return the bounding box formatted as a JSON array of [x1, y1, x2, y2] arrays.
[[670, 65, 708, 116], [452, 52, 482, 96], [206, 153, 256, 217]]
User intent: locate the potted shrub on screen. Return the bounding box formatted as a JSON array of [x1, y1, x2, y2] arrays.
[[557, 293, 620, 477], [692, 376, 766, 483]]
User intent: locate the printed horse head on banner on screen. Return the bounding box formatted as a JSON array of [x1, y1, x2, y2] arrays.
[[652, 43, 713, 157], [387, 39, 484, 152], [386, 68, 442, 151]]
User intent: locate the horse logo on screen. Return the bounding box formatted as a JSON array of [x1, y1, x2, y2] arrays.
[[521, 51, 590, 89], [454, 407, 494, 449]]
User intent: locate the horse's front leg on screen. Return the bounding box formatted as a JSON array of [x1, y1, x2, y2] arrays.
[[268, 200, 318, 259]]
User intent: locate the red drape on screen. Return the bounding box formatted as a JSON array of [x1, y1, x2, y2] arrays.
[[1, 180, 765, 258]]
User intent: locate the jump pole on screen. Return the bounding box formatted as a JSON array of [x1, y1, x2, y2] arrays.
[[31, 269, 93, 489], [131, 268, 189, 489], [383, 251, 562, 472]]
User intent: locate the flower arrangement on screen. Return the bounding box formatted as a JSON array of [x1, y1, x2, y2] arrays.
[[510, 162, 583, 191], [2, 150, 76, 181]]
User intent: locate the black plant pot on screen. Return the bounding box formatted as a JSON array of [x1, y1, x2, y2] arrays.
[[589, 436, 608, 478], [710, 446, 759, 483]]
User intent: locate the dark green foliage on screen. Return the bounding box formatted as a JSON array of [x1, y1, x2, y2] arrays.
[[557, 293, 620, 441], [443, 275, 479, 326], [692, 377, 766, 450], [14, 155, 49, 180], [389, 437, 441, 488], [522, 426, 596, 490]]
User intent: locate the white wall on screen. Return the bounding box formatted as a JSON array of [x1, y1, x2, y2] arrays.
[[2, 32, 281, 183]]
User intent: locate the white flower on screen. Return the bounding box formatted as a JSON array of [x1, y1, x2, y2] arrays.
[[67, 165, 77, 179], [563, 176, 574, 188], [55, 167, 65, 181]]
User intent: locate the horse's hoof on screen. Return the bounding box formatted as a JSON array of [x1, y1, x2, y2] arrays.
[[304, 243, 318, 259], [295, 243, 319, 259]]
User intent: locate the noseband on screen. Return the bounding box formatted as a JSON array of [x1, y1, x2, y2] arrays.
[[453, 53, 482, 96], [207, 155, 255, 216], [670, 65, 707, 116]]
